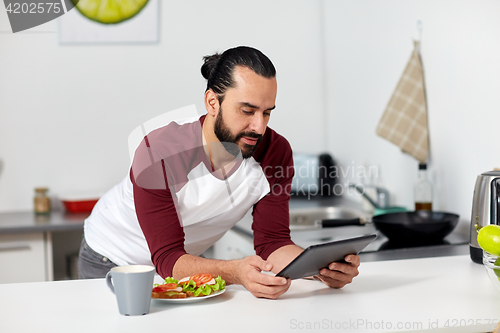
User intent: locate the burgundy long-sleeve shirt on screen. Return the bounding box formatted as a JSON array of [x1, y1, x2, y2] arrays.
[[85, 114, 295, 278]]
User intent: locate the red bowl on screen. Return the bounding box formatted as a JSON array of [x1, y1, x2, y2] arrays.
[[62, 199, 99, 213]]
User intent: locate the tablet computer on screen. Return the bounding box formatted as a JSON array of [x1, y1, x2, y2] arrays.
[[275, 233, 377, 280]]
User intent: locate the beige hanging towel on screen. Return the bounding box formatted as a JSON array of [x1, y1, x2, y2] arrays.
[[376, 40, 429, 163]]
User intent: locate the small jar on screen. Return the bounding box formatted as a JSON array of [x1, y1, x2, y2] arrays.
[[34, 187, 51, 215]]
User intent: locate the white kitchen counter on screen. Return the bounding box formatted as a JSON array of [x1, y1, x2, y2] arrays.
[[1, 255, 499, 333]]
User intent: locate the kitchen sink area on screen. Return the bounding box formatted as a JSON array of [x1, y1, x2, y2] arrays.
[[289, 206, 368, 229], [287, 206, 377, 247]]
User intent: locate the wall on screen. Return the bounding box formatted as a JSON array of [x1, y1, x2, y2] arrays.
[[0, 0, 326, 211], [324, 0, 500, 229], [1, 0, 499, 232]]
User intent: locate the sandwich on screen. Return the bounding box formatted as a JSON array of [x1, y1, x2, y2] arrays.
[[152, 273, 226, 299]]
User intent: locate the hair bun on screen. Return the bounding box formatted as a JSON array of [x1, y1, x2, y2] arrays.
[[201, 53, 221, 80]]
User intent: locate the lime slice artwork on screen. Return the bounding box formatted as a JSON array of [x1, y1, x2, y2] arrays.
[[72, 0, 150, 24]]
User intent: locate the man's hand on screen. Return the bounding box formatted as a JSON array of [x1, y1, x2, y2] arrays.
[[314, 254, 360, 288], [236, 255, 291, 299]]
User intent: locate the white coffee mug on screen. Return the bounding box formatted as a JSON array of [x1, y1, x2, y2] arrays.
[[106, 265, 155, 316]]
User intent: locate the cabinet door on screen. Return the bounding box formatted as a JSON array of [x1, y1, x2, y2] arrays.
[[212, 229, 255, 260], [0, 233, 47, 283]]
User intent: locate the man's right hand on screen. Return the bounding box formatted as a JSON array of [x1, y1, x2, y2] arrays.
[[235, 255, 291, 299]]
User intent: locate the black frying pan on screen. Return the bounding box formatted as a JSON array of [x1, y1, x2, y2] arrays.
[[318, 211, 459, 244]]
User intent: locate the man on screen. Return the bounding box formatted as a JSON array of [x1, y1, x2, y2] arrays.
[[78, 46, 360, 299]]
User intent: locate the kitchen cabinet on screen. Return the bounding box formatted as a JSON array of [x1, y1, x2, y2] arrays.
[[0, 232, 50, 283], [212, 227, 254, 260], [0, 211, 86, 283]]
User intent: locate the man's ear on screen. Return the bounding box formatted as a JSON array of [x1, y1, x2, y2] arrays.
[[204, 89, 220, 117]]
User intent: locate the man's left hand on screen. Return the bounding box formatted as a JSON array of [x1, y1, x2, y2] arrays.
[[314, 254, 360, 288]]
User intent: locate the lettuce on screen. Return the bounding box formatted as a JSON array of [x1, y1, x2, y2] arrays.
[[201, 285, 212, 295], [157, 275, 226, 297], [181, 279, 197, 292], [214, 276, 226, 290], [180, 275, 226, 297], [164, 277, 179, 284], [154, 277, 180, 288]]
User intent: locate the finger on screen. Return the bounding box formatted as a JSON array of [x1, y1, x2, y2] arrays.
[[248, 282, 289, 297], [250, 279, 291, 299], [252, 290, 287, 299], [318, 270, 357, 288], [264, 286, 290, 299], [319, 267, 357, 285], [251, 270, 289, 286], [249, 256, 273, 272], [315, 274, 348, 289], [345, 254, 361, 267], [326, 262, 359, 277], [260, 280, 291, 295], [320, 268, 352, 282]]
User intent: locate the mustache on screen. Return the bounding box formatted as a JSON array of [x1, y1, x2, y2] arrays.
[[237, 132, 263, 140]]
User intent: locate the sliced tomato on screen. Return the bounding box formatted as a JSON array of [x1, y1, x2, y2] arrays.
[[190, 273, 213, 287], [152, 283, 179, 292]]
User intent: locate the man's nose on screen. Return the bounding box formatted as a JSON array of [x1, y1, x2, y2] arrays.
[[248, 113, 267, 134]]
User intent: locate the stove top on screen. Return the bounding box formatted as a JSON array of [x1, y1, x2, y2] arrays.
[[362, 229, 470, 253]]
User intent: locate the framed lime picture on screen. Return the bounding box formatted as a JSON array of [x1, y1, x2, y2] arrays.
[[58, 0, 159, 44]]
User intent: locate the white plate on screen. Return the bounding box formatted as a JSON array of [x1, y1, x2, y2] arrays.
[[152, 289, 225, 303]]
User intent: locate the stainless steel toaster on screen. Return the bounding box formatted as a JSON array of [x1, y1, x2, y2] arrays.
[[469, 170, 500, 263]]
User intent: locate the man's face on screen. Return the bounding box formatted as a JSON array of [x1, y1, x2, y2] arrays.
[[213, 66, 277, 159], [214, 106, 261, 158]]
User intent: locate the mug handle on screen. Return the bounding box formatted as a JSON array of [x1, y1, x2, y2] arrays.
[[105, 271, 115, 294]]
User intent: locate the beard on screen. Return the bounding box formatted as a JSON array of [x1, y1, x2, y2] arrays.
[[213, 106, 263, 159]]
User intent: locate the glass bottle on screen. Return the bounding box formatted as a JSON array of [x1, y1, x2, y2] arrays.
[[414, 164, 432, 211], [34, 187, 51, 215]]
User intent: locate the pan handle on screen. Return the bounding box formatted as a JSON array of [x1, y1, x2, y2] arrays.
[[315, 218, 364, 228]]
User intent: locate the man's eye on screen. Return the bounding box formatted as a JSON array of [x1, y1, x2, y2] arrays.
[[242, 110, 253, 114], [264, 112, 271, 117]]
